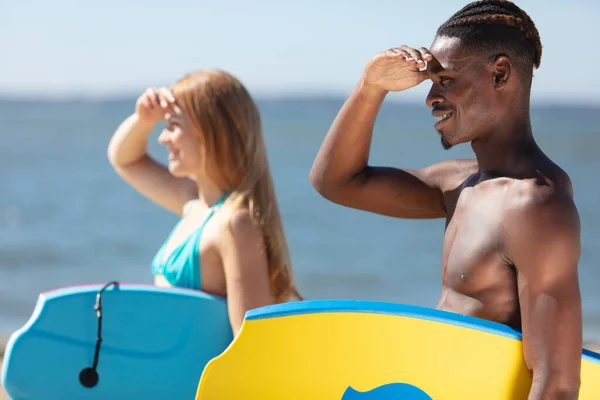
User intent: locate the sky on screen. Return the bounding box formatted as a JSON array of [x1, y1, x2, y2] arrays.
[[1, 0, 598, 104]]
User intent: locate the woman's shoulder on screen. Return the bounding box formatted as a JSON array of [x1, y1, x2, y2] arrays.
[[211, 205, 268, 269], [212, 205, 264, 249], [214, 204, 260, 236]]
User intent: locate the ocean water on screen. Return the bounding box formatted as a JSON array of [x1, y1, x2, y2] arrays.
[[1, 97, 599, 341]]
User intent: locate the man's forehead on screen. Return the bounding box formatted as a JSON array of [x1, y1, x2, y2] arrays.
[[428, 36, 477, 73]]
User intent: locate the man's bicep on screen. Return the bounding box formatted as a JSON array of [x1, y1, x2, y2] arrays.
[[517, 264, 582, 390], [345, 165, 446, 218], [507, 199, 582, 383], [328, 159, 473, 219]]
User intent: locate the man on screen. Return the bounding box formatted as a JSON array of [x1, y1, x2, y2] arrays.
[[309, 1, 582, 398]]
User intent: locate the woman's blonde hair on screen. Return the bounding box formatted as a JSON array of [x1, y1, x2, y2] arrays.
[[171, 70, 301, 303]]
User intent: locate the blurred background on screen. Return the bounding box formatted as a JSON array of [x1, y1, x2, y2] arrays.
[[1, 0, 599, 346]]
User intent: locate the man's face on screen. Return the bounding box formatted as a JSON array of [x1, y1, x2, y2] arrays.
[[425, 36, 500, 150]]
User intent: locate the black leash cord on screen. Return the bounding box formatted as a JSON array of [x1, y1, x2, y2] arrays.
[[79, 281, 119, 388]]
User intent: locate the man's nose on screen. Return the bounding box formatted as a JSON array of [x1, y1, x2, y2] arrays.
[[426, 83, 444, 108]]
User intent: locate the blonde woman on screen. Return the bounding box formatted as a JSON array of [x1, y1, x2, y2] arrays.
[[108, 70, 301, 335]]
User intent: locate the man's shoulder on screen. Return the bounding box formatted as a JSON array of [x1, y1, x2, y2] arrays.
[[425, 158, 478, 191], [431, 158, 478, 173], [502, 173, 581, 275], [504, 173, 579, 234]]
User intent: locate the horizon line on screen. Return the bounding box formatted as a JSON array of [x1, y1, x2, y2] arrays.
[[0, 91, 598, 109]]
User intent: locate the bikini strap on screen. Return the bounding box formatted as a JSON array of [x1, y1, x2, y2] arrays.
[[213, 192, 230, 209], [201, 192, 230, 224]]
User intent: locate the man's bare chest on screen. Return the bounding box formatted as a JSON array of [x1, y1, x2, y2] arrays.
[[441, 186, 513, 290]]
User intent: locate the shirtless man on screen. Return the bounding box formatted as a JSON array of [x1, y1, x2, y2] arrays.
[[309, 1, 582, 398]]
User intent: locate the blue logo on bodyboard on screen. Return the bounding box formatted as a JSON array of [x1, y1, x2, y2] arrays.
[[342, 383, 432, 399]]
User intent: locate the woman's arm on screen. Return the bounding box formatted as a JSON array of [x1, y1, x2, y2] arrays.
[[219, 209, 273, 335], [107, 88, 196, 215]]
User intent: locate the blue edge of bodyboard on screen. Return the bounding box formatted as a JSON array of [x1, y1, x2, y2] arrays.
[[246, 300, 600, 364], [41, 283, 228, 302]]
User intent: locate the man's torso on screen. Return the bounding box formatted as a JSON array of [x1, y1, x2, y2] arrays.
[[435, 159, 572, 329]]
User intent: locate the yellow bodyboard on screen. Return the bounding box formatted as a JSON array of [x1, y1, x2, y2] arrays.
[[196, 300, 600, 399]]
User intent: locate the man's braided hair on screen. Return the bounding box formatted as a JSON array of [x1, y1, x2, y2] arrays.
[[437, 1, 542, 80]]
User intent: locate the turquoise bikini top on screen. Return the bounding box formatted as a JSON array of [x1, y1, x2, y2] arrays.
[[151, 192, 229, 290]]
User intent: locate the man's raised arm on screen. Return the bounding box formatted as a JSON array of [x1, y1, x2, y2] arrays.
[[309, 46, 454, 219]]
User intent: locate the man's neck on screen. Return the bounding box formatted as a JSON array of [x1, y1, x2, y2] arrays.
[[471, 116, 539, 179]]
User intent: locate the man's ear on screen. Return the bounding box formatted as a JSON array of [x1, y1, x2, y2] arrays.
[[492, 55, 512, 90]]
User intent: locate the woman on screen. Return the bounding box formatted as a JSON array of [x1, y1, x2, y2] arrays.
[[107, 70, 301, 335]]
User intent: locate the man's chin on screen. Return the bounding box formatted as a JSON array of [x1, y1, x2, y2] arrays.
[[441, 137, 453, 150], [437, 132, 453, 150]]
